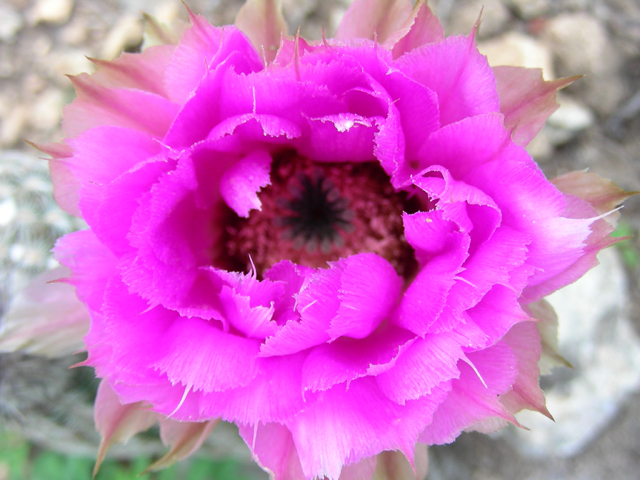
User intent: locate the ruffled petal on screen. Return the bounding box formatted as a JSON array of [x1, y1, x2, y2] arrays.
[[288, 377, 448, 480], [419, 342, 518, 444], [302, 323, 416, 393], [393, 211, 469, 336], [395, 32, 499, 126], [163, 10, 224, 103], [327, 253, 403, 340], [375, 331, 466, 404], [219, 149, 272, 217]]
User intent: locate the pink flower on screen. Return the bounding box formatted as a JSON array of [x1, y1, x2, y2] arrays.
[[5, 0, 631, 478]]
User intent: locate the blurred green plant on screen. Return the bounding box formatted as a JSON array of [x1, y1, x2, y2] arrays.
[[0, 430, 254, 480], [612, 223, 639, 269]]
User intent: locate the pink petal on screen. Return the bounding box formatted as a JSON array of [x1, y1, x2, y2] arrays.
[[219, 149, 272, 217], [235, 0, 287, 64], [198, 352, 308, 424], [335, 0, 412, 45], [53, 230, 118, 312], [238, 422, 306, 480], [260, 266, 340, 357], [0, 266, 89, 357], [163, 10, 224, 103], [391, 0, 444, 57], [465, 285, 531, 345], [406, 113, 510, 184], [499, 321, 551, 418], [393, 211, 469, 336], [93, 380, 158, 476], [494, 66, 579, 146], [264, 260, 314, 325], [465, 150, 595, 301], [91, 154, 174, 256], [216, 284, 279, 340], [382, 70, 439, 159], [207, 113, 302, 144], [153, 315, 262, 393], [273, 35, 322, 66], [419, 342, 518, 444], [300, 113, 378, 162], [64, 126, 164, 228], [302, 323, 416, 393], [121, 145, 235, 310], [288, 377, 448, 480], [89, 45, 176, 97], [63, 74, 179, 138], [375, 332, 466, 404], [328, 253, 403, 340], [32, 142, 81, 217], [164, 50, 282, 148], [395, 32, 500, 126]]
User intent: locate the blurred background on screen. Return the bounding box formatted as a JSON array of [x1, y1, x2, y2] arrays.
[[0, 0, 639, 478]]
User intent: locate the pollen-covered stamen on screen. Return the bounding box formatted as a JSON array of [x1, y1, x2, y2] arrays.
[[226, 153, 416, 276]]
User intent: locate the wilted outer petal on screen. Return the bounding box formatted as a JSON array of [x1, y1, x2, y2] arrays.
[[143, 417, 219, 472], [551, 170, 636, 225], [0, 266, 89, 357], [93, 380, 158, 476], [235, 0, 286, 63], [390, 0, 444, 57], [88, 45, 175, 97], [238, 422, 305, 480], [494, 66, 579, 146], [499, 321, 551, 418], [526, 299, 571, 374], [63, 74, 179, 139], [336, 0, 412, 45], [374, 445, 428, 480], [30, 141, 80, 217]]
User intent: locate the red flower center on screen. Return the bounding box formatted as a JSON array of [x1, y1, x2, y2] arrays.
[[226, 152, 417, 276]]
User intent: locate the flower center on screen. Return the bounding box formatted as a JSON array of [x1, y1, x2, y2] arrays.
[[226, 152, 416, 276]]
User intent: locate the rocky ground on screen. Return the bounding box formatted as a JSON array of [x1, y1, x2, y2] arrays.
[[1, 0, 640, 479]]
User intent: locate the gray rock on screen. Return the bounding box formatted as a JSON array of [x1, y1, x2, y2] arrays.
[[28, 0, 74, 26], [543, 12, 626, 115], [446, 0, 511, 38], [502, 0, 550, 20], [0, 4, 23, 42]]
